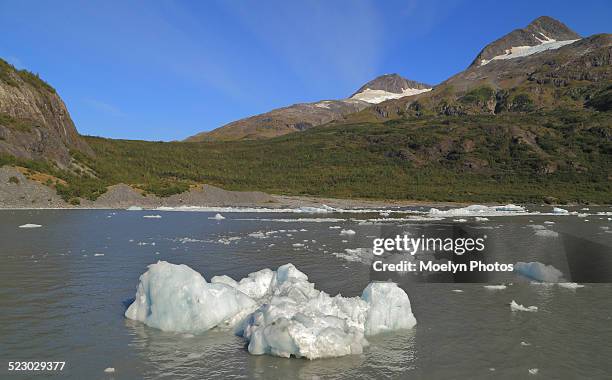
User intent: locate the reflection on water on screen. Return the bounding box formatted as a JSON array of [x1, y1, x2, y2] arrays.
[[0, 208, 611, 379]]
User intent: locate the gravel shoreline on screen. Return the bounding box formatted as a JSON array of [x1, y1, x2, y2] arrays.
[[0, 166, 485, 210]]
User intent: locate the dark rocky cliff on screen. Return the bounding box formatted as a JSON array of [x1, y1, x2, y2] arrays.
[[0, 58, 92, 167]]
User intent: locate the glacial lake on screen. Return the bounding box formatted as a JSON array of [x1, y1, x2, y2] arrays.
[[1, 207, 611, 379]]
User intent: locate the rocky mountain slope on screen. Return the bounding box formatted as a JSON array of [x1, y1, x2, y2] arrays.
[[185, 98, 370, 141], [342, 17, 610, 123], [0, 59, 92, 167], [185, 73, 431, 141], [471, 16, 581, 67]]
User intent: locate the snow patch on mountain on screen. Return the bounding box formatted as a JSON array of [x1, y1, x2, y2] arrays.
[[351, 87, 432, 104], [479, 38, 580, 66]]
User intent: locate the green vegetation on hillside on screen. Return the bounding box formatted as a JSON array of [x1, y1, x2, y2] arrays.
[[2, 109, 609, 204], [0, 58, 56, 93]]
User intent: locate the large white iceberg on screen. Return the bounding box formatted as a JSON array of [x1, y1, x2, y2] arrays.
[[125, 261, 417, 359], [125, 262, 256, 333]]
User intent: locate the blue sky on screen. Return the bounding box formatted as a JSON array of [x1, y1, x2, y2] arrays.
[[0, 0, 609, 141]]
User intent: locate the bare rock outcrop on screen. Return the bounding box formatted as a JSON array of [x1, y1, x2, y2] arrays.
[[0, 59, 92, 167]]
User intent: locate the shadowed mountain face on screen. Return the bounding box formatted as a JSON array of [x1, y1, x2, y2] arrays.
[[471, 16, 581, 67], [185, 74, 431, 142], [0, 59, 92, 167]]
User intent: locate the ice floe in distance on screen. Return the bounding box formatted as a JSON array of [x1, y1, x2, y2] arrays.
[[429, 204, 526, 217], [18, 223, 42, 228], [558, 282, 584, 289], [209, 213, 226, 220], [143, 215, 162, 219], [340, 229, 356, 236]]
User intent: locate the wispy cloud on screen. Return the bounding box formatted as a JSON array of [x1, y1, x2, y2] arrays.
[[220, 0, 384, 95], [84, 98, 123, 116]]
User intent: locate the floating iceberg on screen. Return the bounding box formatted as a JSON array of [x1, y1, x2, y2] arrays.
[[143, 215, 162, 219], [362, 282, 416, 336], [552, 207, 569, 214], [18, 223, 42, 228], [125, 261, 416, 359], [515, 261, 564, 282], [510, 300, 538, 312], [340, 229, 356, 236], [209, 213, 226, 220]]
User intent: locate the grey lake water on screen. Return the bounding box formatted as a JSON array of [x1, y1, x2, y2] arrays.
[[1, 207, 611, 379]]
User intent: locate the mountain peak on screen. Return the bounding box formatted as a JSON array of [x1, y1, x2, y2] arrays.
[[470, 16, 581, 67], [350, 74, 432, 104]]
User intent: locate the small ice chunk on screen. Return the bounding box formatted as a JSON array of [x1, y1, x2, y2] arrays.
[[453, 218, 468, 222], [143, 215, 162, 219], [529, 368, 539, 375], [510, 300, 538, 312], [94, 253, 105, 257], [210, 213, 226, 220], [104, 367, 115, 373], [451, 289, 464, 293], [552, 207, 569, 214], [18, 223, 42, 228], [515, 262, 564, 282], [340, 229, 356, 236], [534, 229, 559, 238], [475, 217, 489, 222], [483, 284, 506, 290], [521, 341, 531, 346]]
